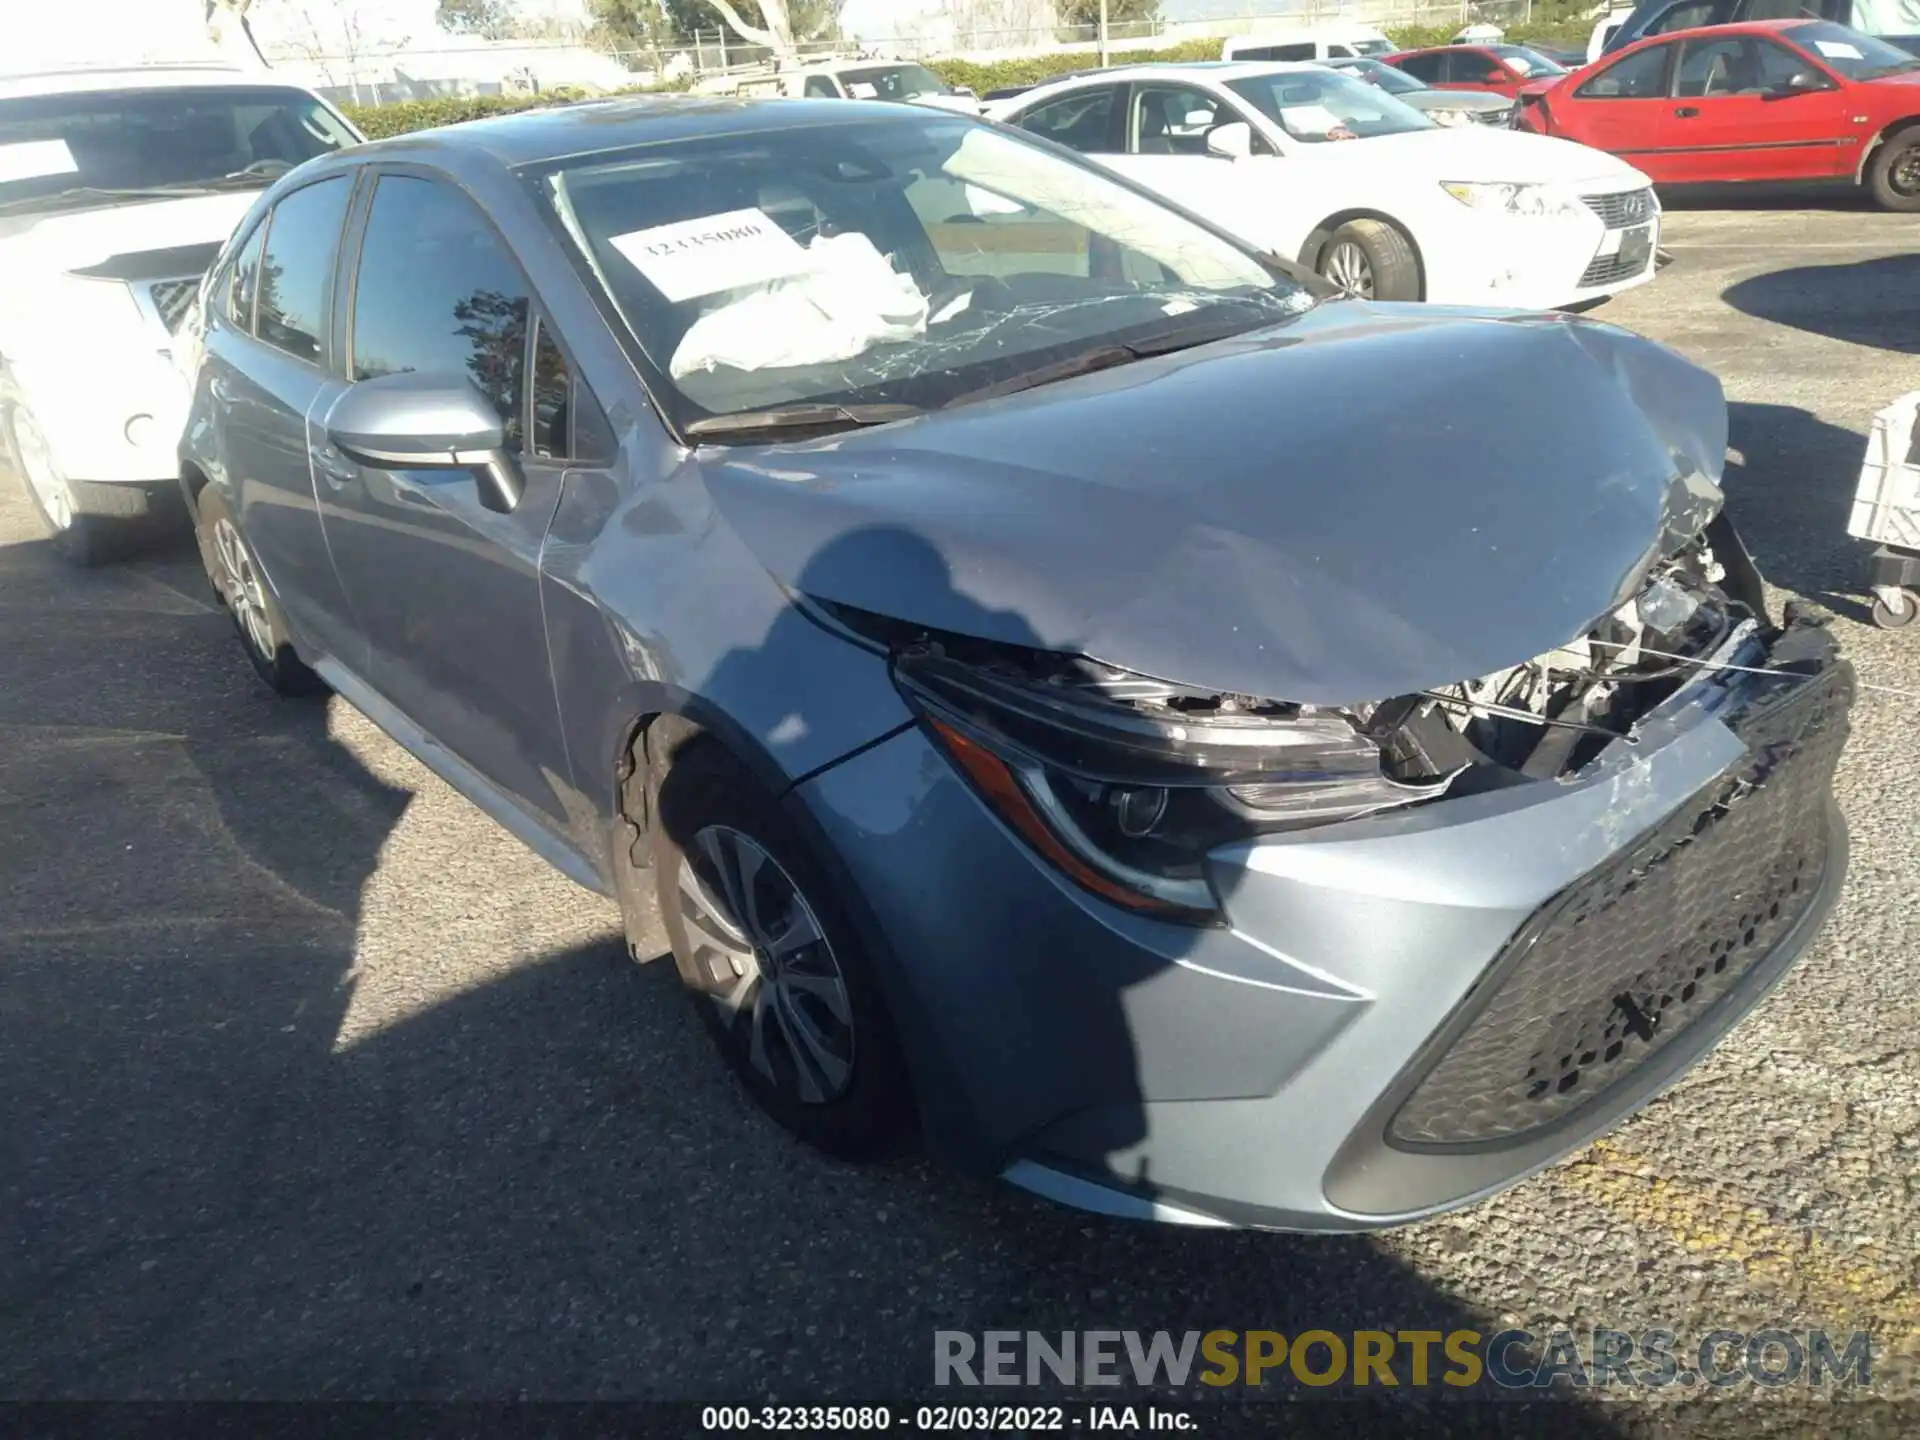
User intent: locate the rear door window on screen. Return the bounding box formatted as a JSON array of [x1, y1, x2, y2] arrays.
[[254, 176, 351, 364], [1396, 51, 1449, 81], [1016, 85, 1123, 153]]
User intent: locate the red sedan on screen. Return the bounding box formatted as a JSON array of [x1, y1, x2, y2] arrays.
[[1512, 20, 1920, 209], [1385, 43, 1570, 98]]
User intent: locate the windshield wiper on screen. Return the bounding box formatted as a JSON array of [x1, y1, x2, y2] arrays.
[[943, 314, 1270, 409], [0, 183, 225, 216], [684, 402, 923, 442]]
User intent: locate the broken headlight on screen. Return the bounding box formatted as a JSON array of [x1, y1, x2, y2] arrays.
[[893, 643, 1447, 924]]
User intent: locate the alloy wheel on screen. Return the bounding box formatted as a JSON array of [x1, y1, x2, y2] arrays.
[[11, 412, 73, 531], [212, 516, 275, 661], [1893, 145, 1920, 199], [1323, 241, 1376, 299], [678, 824, 856, 1105]]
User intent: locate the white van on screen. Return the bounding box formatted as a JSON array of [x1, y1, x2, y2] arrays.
[[1218, 27, 1396, 62]]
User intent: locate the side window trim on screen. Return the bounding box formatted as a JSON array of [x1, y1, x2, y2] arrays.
[[526, 312, 614, 466]]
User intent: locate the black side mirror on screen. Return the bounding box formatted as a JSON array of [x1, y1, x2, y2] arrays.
[[325, 371, 524, 514]]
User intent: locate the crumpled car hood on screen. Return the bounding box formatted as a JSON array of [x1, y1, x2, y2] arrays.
[[698, 302, 1727, 706]]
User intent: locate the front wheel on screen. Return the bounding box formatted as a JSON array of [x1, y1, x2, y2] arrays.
[[194, 486, 325, 697], [1866, 129, 1920, 212], [653, 739, 913, 1158], [1317, 219, 1422, 302]]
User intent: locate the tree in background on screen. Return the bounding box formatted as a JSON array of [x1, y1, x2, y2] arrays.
[[587, 0, 841, 62], [1055, 0, 1159, 25], [436, 0, 515, 37], [204, 0, 272, 66]]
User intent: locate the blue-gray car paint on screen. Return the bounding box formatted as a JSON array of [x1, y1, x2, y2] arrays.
[[176, 101, 1846, 1230]]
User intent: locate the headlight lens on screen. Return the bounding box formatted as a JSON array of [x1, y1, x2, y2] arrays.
[[1427, 109, 1473, 127], [893, 642, 1447, 924], [1441, 180, 1581, 218]]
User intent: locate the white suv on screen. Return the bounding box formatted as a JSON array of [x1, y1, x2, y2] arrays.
[[0, 64, 360, 564]]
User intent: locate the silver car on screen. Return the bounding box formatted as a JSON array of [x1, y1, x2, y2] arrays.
[[1323, 56, 1517, 125], [176, 97, 1852, 1230]]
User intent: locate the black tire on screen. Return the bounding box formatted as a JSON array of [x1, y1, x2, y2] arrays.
[[1871, 589, 1918, 630], [1866, 128, 1920, 213], [193, 486, 326, 697], [1317, 219, 1422, 302], [653, 738, 913, 1158], [4, 404, 164, 567]]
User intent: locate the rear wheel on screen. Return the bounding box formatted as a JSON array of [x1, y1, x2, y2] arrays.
[[653, 739, 912, 1158], [5, 404, 156, 567], [1866, 128, 1920, 213], [194, 486, 325, 697], [1317, 219, 1422, 302]]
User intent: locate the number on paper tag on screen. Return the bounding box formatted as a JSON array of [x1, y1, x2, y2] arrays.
[[607, 208, 810, 303]]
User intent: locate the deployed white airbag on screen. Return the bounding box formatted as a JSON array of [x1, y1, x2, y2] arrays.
[[669, 231, 929, 377]]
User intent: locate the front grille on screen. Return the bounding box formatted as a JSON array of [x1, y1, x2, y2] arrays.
[[1476, 105, 1515, 126], [1578, 249, 1653, 288], [1582, 187, 1657, 228], [145, 277, 201, 336], [1389, 660, 1854, 1148]]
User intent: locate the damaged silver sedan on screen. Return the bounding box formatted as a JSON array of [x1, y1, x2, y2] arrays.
[[176, 97, 1851, 1230]]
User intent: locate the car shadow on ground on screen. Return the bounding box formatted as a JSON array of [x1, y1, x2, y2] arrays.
[[1721, 254, 1920, 357], [0, 511, 1631, 1434], [1724, 402, 1878, 623]]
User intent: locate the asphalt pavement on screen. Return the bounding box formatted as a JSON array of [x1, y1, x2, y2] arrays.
[[2, 197, 1916, 1432]]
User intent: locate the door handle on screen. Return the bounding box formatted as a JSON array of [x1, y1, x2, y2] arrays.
[[312, 444, 357, 488], [1674, 105, 1700, 117]]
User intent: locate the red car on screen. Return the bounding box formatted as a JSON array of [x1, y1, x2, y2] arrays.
[[1385, 43, 1571, 98], [1513, 19, 1920, 209]]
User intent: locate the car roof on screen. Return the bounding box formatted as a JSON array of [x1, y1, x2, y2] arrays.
[[0, 64, 279, 100], [1017, 59, 1329, 90], [341, 94, 974, 170]]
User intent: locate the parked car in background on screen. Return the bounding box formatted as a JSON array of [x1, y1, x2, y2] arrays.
[[1591, 7, 1640, 61], [177, 96, 1854, 1233], [1601, 0, 1920, 58], [1220, 26, 1396, 61], [0, 63, 360, 564], [1514, 20, 1920, 209], [1388, 43, 1572, 97], [1325, 56, 1520, 125], [725, 61, 983, 114], [987, 62, 1660, 306]]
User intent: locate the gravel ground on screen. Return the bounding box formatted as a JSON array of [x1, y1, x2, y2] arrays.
[[2, 196, 1916, 1434]]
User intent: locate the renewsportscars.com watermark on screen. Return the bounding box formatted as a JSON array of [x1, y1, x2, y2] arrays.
[[934, 1328, 1873, 1391]]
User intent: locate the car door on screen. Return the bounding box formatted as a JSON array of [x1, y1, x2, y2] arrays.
[[1665, 33, 1856, 178], [1104, 81, 1286, 253], [1562, 41, 1687, 177], [201, 175, 362, 667], [315, 169, 578, 830]]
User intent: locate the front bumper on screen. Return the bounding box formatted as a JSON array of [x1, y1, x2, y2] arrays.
[[795, 623, 1852, 1231], [1426, 185, 1660, 310]]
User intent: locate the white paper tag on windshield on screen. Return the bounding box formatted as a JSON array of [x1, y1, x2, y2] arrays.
[[847, 81, 878, 98], [1814, 38, 1862, 58], [0, 139, 79, 184], [608, 208, 809, 303], [1280, 104, 1344, 135]]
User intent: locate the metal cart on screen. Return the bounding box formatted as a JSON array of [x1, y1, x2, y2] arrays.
[[1851, 391, 1920, 630]]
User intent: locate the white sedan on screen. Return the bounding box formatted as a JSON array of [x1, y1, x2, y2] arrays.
[[985, 62, 1660, 309]]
